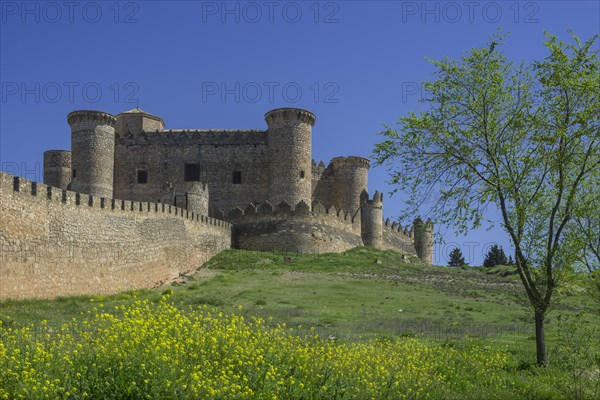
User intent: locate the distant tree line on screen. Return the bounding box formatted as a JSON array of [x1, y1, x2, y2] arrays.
[[447, 244, 513, 267]]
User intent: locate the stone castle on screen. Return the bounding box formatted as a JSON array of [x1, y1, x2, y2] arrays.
[[0, 107, 433, 299]]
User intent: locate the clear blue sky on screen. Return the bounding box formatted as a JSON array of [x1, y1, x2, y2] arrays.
[[1, 0, 598, 265]]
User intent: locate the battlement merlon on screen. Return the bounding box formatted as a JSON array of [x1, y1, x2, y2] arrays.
[[222, 200, 361, 232], [311, 159, 327, 173], [155, 129, 266, 134], [360, 190, 383, 206], [0, 171, 229, 229]]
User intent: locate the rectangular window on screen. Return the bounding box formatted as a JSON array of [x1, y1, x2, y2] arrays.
[[137, 169, 148, 184], [72, 169, 77, 178], [299, 170, 305, 179], [184, 164, 200, 182], [232, 171, 242, 184]]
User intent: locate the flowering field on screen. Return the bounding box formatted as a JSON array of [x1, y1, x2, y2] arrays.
[[1, 296, 517, 399], [1, 248, 598, 399]]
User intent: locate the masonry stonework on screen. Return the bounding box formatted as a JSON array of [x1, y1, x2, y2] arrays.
[[413, 217, 434, 265], [331, 156, 370, 215], [0, 107, 434, 299], [0, 172, 231, 300], [266, 108, 315, 207], [68, 110, 116, 198], [360, 190, 384, 248], [43, 150, 71, 190]]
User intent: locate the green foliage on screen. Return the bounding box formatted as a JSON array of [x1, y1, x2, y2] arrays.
[[551, 313, 600, 399], [374, 29, 600, 365], [575, 210, 600, 298], [0, 298, 525, 399], [0, 248, 599, 398], [448, 247, 467, 267], [483, 244, 509, 268], [484, 264, 518, 278], [204, 247, 423, 273]]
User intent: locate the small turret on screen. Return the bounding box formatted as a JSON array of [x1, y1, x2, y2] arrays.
[[265, 108, 316, 208], [360, 190, 383, 249], [185, 181, 209, 216], [43, 150, 71, 190], [68, 110, 116, 198], [413, 217, 434, 264], [331, 156, 370, 215]]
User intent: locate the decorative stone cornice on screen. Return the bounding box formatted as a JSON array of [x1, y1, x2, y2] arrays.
[[67, 110, 117, 127], [331, 156, 371, 169], [264, 107, 316, 127], [43, 149, 71, 155]]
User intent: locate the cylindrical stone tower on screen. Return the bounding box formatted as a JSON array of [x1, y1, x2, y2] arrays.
[[331, 156, 370, 214], [413, 217, 434, 264], [360, 190, 383, 249], [43, 150, 71, 190], [68, 110, 117, 198], [186, 181, 209, 216], [266, 108, 316, 208]]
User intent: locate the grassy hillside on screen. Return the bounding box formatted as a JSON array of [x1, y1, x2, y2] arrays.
[[1, 247, 598, 399], [2, 247, 595, 343]]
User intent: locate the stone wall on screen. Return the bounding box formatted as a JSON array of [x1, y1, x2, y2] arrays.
[[0, 172, 232, 300], [113, 130, 269, 214], [311, 160, 332, 208], [382, 219, 418, 256], [227, 200, 363, 254], [225, 200, 419, 256]]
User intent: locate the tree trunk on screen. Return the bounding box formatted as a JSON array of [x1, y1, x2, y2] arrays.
[[535, 310, 547, 367]]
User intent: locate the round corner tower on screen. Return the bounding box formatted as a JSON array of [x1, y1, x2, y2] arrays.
[[265, 108, 316, 207], [360, 190, 383, 249], [331, 156, 370, 214], [413, 217, 434, 264], [43, 150, 72, 190], [68, 110, 117, 198]]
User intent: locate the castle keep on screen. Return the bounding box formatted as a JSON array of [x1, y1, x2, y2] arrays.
[[0, 107, 433, 299]]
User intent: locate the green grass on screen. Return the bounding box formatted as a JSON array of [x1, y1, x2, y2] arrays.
[[1, 247, 599, 398], [2, 247, 597, 345]]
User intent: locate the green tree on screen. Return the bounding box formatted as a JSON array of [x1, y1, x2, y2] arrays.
[[448, 247, 467, 267], [575, 201, 600, 299], [483, 244, 508, 267], [373, 31, 599, 366]]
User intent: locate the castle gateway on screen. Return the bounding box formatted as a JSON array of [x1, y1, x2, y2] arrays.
[[43, 107, 433, 261]]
